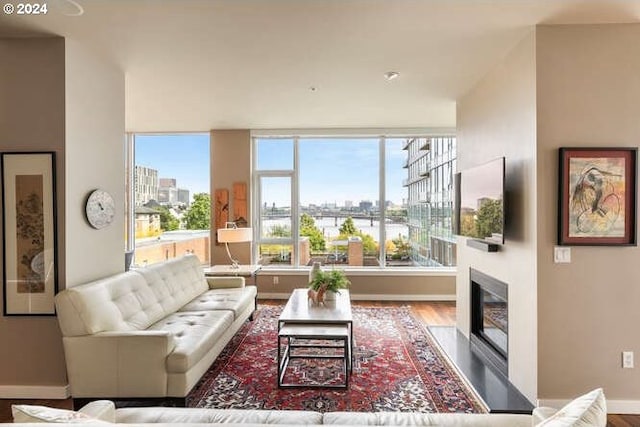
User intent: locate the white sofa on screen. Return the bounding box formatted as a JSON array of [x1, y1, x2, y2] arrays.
[[8, 388, 608, 426], [54, 254, 257, 404]]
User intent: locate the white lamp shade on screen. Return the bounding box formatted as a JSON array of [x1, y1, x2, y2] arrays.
[[217, 227, 253, 243]]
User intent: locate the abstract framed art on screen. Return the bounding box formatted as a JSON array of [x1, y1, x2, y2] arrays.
[[1, 152, 58, 315], [558, 147, 637, 246]]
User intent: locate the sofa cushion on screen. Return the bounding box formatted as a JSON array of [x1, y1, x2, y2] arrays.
[[136, 254, 209, 316], [11, 405, 107, 423], [148, 310, 234, 373], [323, 412, 531, 426], [115, 407, 323, 425], [55, 271, 164, 336], [535, 388, 606, 427], [179, 286, 257, 318]]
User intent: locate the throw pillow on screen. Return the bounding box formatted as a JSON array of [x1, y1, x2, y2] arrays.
[[77, 400, 116, 423], [536, 388, 607, 427], [11, 404, 107, 423]]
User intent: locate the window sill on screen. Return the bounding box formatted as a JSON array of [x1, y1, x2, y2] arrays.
[[256, 266, 456, 277]]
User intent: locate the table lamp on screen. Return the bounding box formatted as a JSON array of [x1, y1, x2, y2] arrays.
[[217, 222, 252, 269]]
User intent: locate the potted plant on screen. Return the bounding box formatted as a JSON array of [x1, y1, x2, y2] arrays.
[[309, 269, 350, 301]]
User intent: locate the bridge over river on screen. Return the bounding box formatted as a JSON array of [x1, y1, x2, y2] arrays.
[[261, 212, 407, 226]]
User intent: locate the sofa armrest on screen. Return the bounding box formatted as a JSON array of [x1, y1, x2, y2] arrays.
[[62, 331, 175, 398], [206, 276, 246, 289]]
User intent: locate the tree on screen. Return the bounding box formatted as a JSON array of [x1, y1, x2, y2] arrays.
[[300, 213, 326, 251], [358, 232, 377, 254], [184, 193, 211, 230], [337, 216, 375, 253], [475, 199, 503, 238], [339, 217, 357, 235], [269, 224, 291, 237], [392, 237, 411, 259], [158, 206, 180, 231]]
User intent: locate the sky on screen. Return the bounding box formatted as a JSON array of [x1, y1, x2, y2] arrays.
[[135, 133, 210, 197], [135, 134, 408, 206], [459, 157, 504, 210], [257, 138, 407, 206]]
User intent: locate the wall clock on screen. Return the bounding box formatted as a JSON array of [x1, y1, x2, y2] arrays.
[[85, 189, 115, 229]]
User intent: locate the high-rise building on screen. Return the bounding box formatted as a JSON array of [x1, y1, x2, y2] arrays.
[[158, 177, 190, 206], [135, 165, 158, 206], [359, 200, 373, 212], [159, 178, 176, 188], [177, 188, 190, 206], [403, 136, 457, 266]]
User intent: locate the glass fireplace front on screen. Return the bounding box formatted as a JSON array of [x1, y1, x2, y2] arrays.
[[470, 268, 508, 376]]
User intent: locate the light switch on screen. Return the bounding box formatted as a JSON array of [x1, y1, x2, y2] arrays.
[[554, 246, 571, 263]]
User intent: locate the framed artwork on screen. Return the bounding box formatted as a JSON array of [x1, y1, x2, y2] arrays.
[[2, 152, 58, 315], [558, 147, 637, 246], [233, 181, 247, 228], [214, 188, 229, 245]]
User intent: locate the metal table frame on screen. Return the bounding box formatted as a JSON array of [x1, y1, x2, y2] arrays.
[[277, 323, 350, 388], [277, 289, 354, 388]]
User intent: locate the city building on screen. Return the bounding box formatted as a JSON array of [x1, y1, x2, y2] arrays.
[[135, 165, 158, 206], [158, 177, 190, 207], [404, 136, 457, 267], [177, 188, 190, 206], [358, 200, 373, 212]]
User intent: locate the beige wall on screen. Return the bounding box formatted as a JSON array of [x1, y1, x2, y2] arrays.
[[65, 39, 126, 286], [0, 37, 125, 396], [0, 37, 68, 390], [536, 24, 640, 401], [210, 130, 252, 265], [256, 272, 455, 299], [456, 31, 538, 401]]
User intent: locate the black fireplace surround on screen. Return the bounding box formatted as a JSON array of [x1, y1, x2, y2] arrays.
[[470, 268, 508, 378]]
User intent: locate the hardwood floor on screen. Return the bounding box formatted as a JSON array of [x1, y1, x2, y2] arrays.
[[0, 300, 635, 426]]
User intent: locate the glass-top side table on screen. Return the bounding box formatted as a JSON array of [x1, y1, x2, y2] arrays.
[[203, 264, 262, 286]]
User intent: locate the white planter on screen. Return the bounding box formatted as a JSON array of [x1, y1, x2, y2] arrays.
[[324, 290, 337, 301]]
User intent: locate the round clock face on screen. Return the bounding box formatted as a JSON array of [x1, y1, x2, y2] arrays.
[[85, 189, 115, 229]]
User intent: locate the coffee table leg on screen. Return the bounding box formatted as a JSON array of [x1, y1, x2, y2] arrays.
[[344, 336, 349, 388]]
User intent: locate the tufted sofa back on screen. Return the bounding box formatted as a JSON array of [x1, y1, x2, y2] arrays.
[[55, 255, 208, 337]]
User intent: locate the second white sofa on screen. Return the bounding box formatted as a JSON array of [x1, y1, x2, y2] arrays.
[[9, 388, 608, 426], [54, 254, 257, 405]]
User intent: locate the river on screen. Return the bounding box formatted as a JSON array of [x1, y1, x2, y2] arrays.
[[263, 217, 408, 243]]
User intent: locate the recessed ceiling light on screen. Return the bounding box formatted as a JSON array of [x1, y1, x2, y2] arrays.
[[384, 71, 400, 81], [58, 0, 84, 16]]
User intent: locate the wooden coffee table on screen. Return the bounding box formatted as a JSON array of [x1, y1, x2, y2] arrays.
[[277, 288, 354, 388]]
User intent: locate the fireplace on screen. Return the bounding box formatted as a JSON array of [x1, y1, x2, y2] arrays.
[[470, 268, 508, 377]]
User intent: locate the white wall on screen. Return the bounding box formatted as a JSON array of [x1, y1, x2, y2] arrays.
[[456, 31, 538, 402], [65, 39, 126, 286]]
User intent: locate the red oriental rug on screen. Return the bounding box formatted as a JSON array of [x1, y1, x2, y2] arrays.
[[188, 305, 486, 413]]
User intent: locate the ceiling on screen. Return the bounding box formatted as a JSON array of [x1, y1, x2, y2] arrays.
[[1, 0, 639, 132]]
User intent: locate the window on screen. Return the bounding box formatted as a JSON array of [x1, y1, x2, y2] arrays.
[[125, 133, 210, 267], [253, 134, 457, 269]]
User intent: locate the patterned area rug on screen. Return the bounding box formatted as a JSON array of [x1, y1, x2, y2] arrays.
[[188, 305, 486, 413]]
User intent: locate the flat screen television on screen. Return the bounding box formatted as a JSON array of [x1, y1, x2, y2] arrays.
[[455, 157, 505, 244]]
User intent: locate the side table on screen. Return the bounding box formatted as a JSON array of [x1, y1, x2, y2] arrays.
[[203, 264, 262, 287]]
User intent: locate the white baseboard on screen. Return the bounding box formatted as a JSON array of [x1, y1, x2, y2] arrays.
[[0, 385, 70, 399], [538, 398, 640, 415], [258, 292, 456, 301]]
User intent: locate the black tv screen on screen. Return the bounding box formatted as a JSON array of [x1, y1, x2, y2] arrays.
[[456, 157, 505, 244]]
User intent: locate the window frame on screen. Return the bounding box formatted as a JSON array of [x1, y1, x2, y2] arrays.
[[251, 129, 456, 270]]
